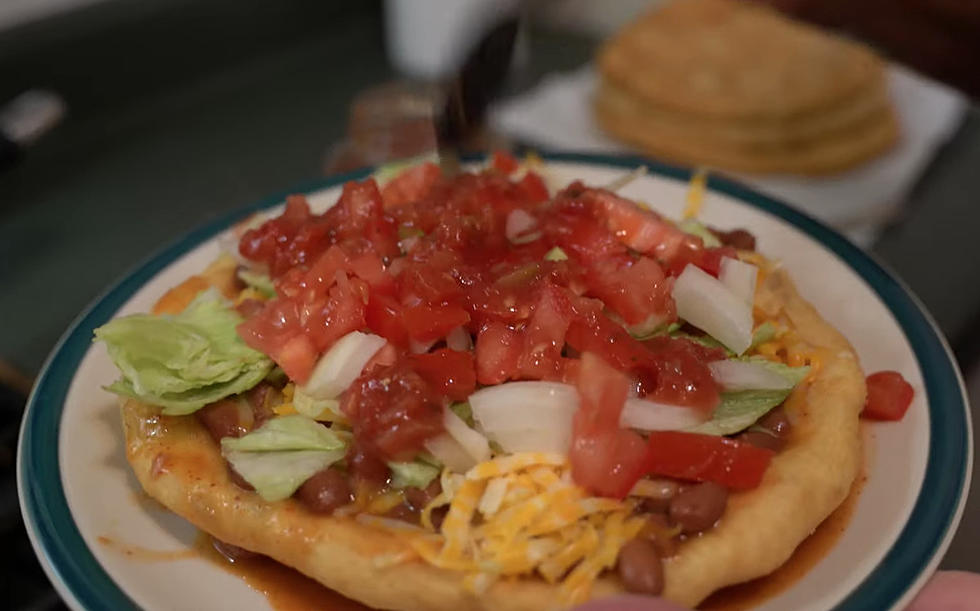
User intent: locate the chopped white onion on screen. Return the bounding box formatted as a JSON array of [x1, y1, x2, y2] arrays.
[[300, 332, 386, 399], [470, 382, 578, 433], [708, 360, 794, 391], [672, 264, 754, 355], [446, 326, 473, 352], [469, 381, 579, 455], [505, 209, 539, 244], [619, 397, 707, 431], [442, 407, 491, 465], [719, 257, 758, 307], [424, 433, 477, 473]]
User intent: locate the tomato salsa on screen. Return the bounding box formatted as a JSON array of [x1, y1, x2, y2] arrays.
[[234, 155, 745, 493]]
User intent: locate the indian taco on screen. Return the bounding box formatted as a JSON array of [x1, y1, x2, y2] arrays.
[[96, 153, 866, 609]]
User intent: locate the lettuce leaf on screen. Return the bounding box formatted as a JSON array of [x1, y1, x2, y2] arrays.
[[450, 401, 474, 427], [678, 219, 722, 248], [543, 247, 568, 262], [688, 358, 809, 436], [388, 459, 440, 490], [221, 415, 347, 501], [292, 388, 344, 421], [221, 415, 346, 453], [749, 322, 779, 350], [224, 449, 345, 502], [94, 291, 273, 415], [237, 269, 277, 299]]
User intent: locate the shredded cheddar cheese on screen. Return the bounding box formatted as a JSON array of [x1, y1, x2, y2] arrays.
[[682, 167, 708, 219], [369, 453, 644, 605]]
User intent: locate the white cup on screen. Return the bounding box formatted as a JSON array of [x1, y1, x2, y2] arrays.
[[385, 0, 522, 80]]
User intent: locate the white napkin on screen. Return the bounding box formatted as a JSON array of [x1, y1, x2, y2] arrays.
[[491, 65, 966, 246]]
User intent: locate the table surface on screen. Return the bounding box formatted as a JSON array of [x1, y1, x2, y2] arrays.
[[1, 0, 977, 602]]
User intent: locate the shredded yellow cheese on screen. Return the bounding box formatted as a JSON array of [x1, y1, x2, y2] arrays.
[[366, 452, 643, 605], [682, 167, 708, 219]]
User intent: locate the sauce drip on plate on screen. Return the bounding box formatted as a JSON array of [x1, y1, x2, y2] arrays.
[[193, 532, 371, 611]]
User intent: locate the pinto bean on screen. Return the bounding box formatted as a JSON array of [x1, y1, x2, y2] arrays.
[[740, 430, 784, 451], [198, 399, 251, 442], [758, 407, 791, 438], [296, 467, 353, 514], [669, 482, 729, 533], [245, 383, 277, 426], [711, 227, 756, 251], [741, 407, 792, 451], [403, 479, 442, 512], [617, 538, 664, 595]]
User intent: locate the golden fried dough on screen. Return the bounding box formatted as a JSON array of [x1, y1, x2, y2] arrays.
[[121, 265, 864, 609], [595, 0, 899, 174]]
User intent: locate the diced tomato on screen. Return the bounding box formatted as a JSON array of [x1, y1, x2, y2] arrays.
[[518, 284, 573, 380], [397, 253, 465, 304], [365, 292, 409, 346], [237, 299, 312, 380], [275, 335, 318, 383], [343, 360, 444, 460], [645, 431, 773, 490], [583, 189, 693, 260], [862, 371, 914, 421], [338, 179, 385, 226], [586, 257, 675, 327], [570, 353, 649, 498], [565, 299, 653, 373], [348, 251, 392, 291], [381, 162, 443, 208], [665, 244, 738, 278], [301, 279, 367, 352], [364, 342, 398, 372], [545, 208, 629, 263], [475, 322, 522, 384], [639, 337, 721, 411], [403, 303, 470, 343], [410, 349, 477, 401], [491, 150, 520, 175], [516, 172, 549, 203]]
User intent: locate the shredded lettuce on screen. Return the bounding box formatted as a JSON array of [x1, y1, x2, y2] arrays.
[[450, 401, 474, 427], [224, 450, 345, 502], [749, 322, 779, 350], [670, 328, 733, 355], [688, 358, 809, 436], [388, 458, 440, 490], [293, 388, 344, 421], [543, 246, 568, 262], [94, 290, 273, 415], [237, 269, 277, 299], [678, 219, 722, 248], [221, 415, 346, 453], [629, 321, 681, 341], [221, 415, 347, 501]]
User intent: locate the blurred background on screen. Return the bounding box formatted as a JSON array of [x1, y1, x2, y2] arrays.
[[1, 0, 978, 608]]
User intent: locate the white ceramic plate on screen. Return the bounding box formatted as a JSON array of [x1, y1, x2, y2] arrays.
[[19, 153, 972, 611]]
